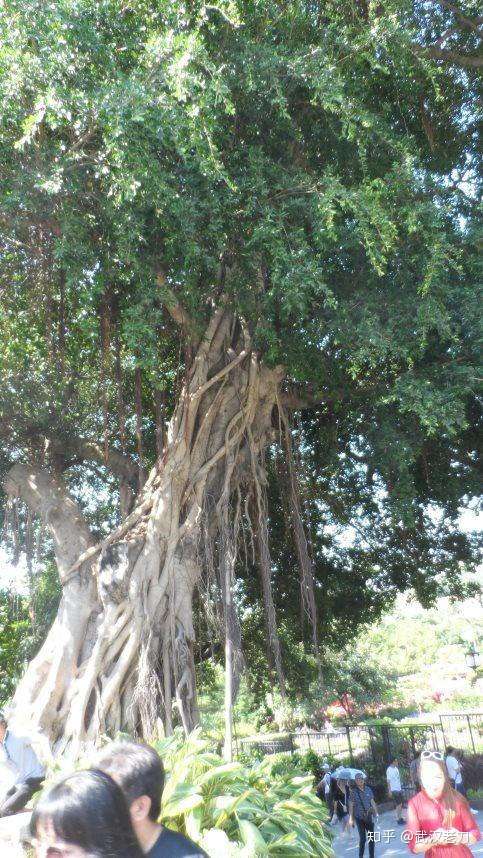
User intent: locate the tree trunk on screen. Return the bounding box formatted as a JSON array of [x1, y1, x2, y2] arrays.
[[5, 308, 284, 756]]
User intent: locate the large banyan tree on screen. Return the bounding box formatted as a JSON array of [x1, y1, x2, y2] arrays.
[[0, 0, 480, 754]]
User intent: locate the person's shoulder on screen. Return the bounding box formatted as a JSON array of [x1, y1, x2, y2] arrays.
[[6, 731, 29, 747], [150, 828, 208, 857]]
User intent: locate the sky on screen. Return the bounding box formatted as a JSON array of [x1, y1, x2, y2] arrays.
[[0, 548, 28, 593]]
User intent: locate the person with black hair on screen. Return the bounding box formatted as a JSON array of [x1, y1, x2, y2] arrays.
[[349, 771, 378, 858], [331, 775, 351, 831], [445, 746, 466, 794], [316, 762, 333, 817], [386, 757, 405, 825], [96, 740, 207, 857], [30, 768, 143, 858], [410, 751, 422, 793]]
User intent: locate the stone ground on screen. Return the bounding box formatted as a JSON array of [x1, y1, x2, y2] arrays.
[[333, 809, 483, 857]]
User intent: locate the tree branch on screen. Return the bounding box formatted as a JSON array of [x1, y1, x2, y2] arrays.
[[281, 383, 343, 411], [437, 1, 483, 33], [66, 438, 139, 483], [3, 464, 95, 578], [282, 390, 326, 410], [0, 411, 139, 484], [156, 273, 200, 345], [413, 43, 483, 68]]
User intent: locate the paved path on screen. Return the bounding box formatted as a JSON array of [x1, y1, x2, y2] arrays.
[[333, 809, 483, 857]]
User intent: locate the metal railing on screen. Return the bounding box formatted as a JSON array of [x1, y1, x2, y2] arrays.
[[237, 711, 483, 795]]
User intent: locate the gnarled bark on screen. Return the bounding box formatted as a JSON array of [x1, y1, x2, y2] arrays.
[[4, 464, 95, 575], [5, 306, 284, 756]]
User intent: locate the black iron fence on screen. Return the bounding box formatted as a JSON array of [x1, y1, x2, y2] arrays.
[[237, 711, 483, 799]]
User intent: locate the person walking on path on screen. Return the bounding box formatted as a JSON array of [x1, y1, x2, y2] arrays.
[[410, 752, 422, 794], [0, 710, 45, 818], [316, 763, 333, 818], [349, 771, 378, 858], [387, 758, 405, 826], [446, 748, 466, 797], [331, 775, 351, 831], [404, 750, 480, 856]]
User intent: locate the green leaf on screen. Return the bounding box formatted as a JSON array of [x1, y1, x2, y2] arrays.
[[239, 819, 268, 854]]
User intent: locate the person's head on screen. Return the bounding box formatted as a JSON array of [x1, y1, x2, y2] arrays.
[[322, 763, 330, 772], [419, 751, 460, 815], [414, 750, 421, 760], [354, 772, 366, 789], [30, 769, 143, 858], [390, 757, 398, 767], [445, 746, 455, 756], [0, 710, 7, 742], [96, 741, 164, 833]]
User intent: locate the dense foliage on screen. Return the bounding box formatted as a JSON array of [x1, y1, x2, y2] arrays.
[[195, 594, 482, 738], [154, 730, 331, 856], [0, 590, 30, 702], [31, 730, 330, 856], [0, 0, 481, 719], [0, 561, 60, 703]]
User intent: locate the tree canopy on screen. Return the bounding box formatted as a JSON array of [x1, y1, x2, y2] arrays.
[[0, 0, 481, 739]]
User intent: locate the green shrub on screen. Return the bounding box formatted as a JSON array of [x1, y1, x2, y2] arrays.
[[461, 754, 483, 791], [238, 745, 266, 767], [155, 729, 333, 856], [30, 731, 332, 856], [256, 749, 328, 783], [300, 750, 323, 778], [264, 753, 304, 779], [467, 788, 483, 801]]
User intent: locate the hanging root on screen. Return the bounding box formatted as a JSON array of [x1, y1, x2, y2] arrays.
[[6, 303, 286, 750], [248, 433, 287, 698], [278, 400, 323, 685], [132, 633, 162, 739]]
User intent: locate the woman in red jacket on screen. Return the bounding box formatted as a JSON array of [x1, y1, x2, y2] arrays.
[[405, 750, 480, 856]]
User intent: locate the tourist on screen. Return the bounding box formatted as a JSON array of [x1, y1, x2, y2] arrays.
[[410, 751, 422, 793], [316, 762, 333, 817], [0, 709, 45, 817], [30, 769, 143, 857], [445, 747, 464, 793], [386, 756, 405, 825], [349, 771, 378, 858], [96, 740, 208, 856], [405, 750, 480, 855], [331, 775, 351, 831]]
